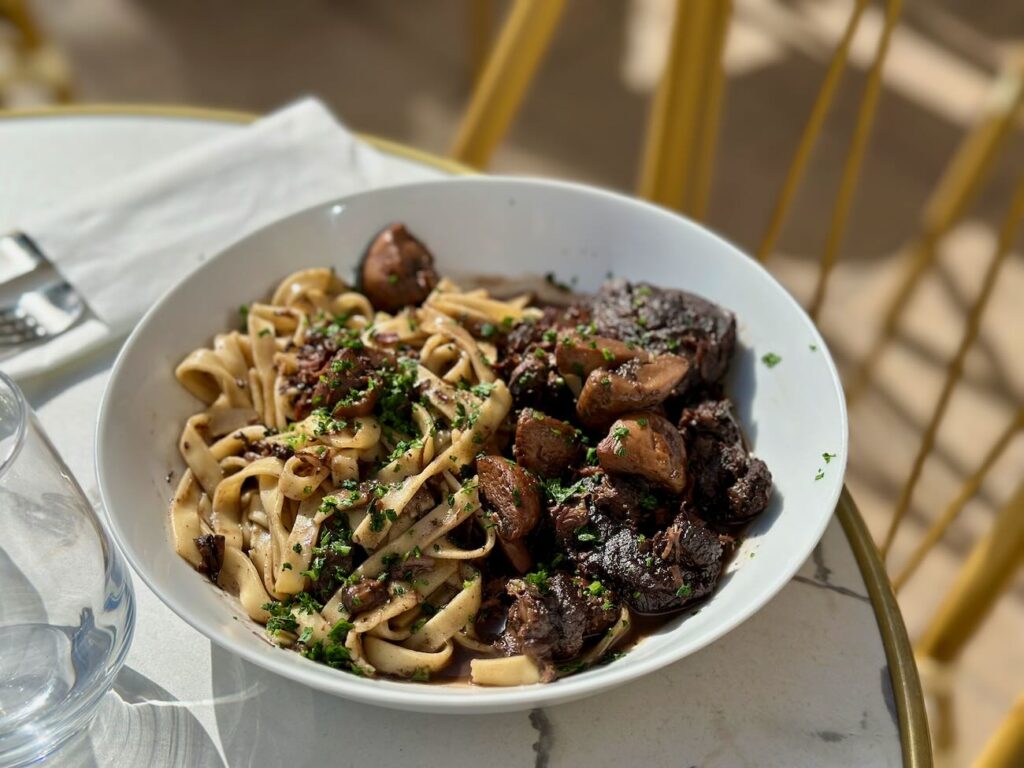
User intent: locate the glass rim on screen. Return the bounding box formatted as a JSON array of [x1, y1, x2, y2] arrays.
[[0, 369, 28, 481]]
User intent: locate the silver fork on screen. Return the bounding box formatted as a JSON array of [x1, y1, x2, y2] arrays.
[[0, 234, 84, 351]]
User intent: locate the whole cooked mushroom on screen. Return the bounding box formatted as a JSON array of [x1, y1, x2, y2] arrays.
[[596, 411, 687, 494], [360, 223, 439, 313], [554, 333, 648, 380], [476, 455, 543, 572], [512, 408, 582, 478], [576, 354, 689, 428]]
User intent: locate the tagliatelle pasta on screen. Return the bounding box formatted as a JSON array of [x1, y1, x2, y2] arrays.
[[169, 260, 556, 683]]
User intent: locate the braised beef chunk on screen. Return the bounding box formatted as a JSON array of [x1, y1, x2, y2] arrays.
[[679, 399, 772, 525], [591, 280, 736, 390], [477, 456, 543, 540], [551, 496, 591, 541], [576, 355, 689, 428], [360, 224, 439, 312], [591, 473, 674, 531], [651, 506, 724, 570], [341, 577, 389, 615], [513, 409, 582, 477], [551, 485, 724, 615], [498, 308, 560, 374], [194, 533, 225, 582], [596, 411, 687, 494], [292, 345, 396, 420], [499, 572, 619, 679], [506, 351, 575, 418]]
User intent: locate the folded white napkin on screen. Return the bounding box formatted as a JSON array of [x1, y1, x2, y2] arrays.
[[2, 98, 440, 381]]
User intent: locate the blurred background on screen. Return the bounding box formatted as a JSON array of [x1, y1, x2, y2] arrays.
[[2, 0, 1022, 764]]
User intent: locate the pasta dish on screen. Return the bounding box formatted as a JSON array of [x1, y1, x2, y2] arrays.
[[168, 224, 772, 685]]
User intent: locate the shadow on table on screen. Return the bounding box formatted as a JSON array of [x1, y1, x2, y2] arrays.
[[208, 643, 535, 767], [49, 666, 224, 768], [208, 519, 895, 768]]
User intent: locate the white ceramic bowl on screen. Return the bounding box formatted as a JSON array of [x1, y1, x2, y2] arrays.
[[96, 177, 847, 714]]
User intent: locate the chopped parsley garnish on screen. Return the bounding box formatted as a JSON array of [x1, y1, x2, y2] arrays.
[[301, 639, 352, 669], [822, 452, 836, 464], [542, 476, 586, 504], [311, 407, 347, 436], [410, 667, 430, 683], [524, 567, 549, 591], [470, 382, 496, 398], [575, 526, 599, 543], [480, 322, 496, 338], [761, 352, 782, 368], [262, 600, 299, 635], [544, 271, 571, 292], [292, 542, 303, 554], [291, 593, 321, 614], [587, 580, 605, 596], [556, 659, 587, 676], [385, 438, 423, 465], [611, 425, 630, 457], [675, 584, 692, 598], [376, 357, 419, 436], [815, 468, 825, 481], [369, 508, 386, 532]]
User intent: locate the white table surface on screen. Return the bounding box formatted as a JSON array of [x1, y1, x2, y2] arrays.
[[1, 112, 904, 768]]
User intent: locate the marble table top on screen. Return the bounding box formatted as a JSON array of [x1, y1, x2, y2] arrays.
[[0, 109, 916, 768]]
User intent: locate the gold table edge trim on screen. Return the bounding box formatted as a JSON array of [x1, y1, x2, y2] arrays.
[[0, 102, 931, 766], [0, 102, 478, 176], [838, 488, 933, 767]]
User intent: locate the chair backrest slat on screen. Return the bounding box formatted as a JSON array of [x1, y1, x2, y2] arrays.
[[892, 408, 1023, 592], [807, 0, 905, 320], [881, 174, 1024, 559], [757, 0, 871, 263]]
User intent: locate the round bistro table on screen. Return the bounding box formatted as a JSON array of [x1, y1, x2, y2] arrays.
[[0, 106, 930, 768]]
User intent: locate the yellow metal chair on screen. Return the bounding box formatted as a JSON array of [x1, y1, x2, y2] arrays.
[[453, 0, 731, 219], [452, 2, 1023, 765], [0, 0, 73, 104]]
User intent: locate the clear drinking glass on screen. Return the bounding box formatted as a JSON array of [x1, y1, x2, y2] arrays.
[[0, 371, 134, 767]]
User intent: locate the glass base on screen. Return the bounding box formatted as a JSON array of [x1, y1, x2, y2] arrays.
[[0, 608, 132, 767]]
